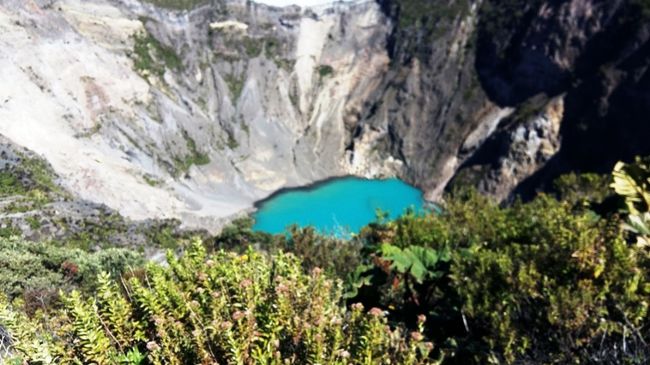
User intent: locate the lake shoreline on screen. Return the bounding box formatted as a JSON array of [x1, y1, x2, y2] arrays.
[[251, 176, 426, 235], [253, 174, 365, 210]]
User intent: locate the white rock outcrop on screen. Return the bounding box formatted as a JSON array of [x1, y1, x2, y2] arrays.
[[0, 0, 392, 231]]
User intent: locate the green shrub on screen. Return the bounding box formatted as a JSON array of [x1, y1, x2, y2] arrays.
[[5, 157, 650, 364], [553, 172, 611, 206], [1, 242, 438, 364], [611, 157, 650, 246], [0, 237, 143, 304], [318, 64, 334, 78], [132, 32, 181, 79], [213, 218, 363, 280], [0, 154, 63, 201], [352, 190, 650, 363], [243, 37, 263, 58], [212, 216, 271, 250], [170, 130, 211, 175], [224, 73, 245, 101], [0, 225, 21, 239], [0, 172, 24, 197], [142, 0, 207, 9]]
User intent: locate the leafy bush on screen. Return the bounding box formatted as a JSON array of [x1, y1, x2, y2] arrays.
[[132, 32, 181, 79], [612, 157, 650, 246], [0, 237, 143, 307], [213, 218, 363, 279], [1, 242, 438, 364], [172, 130, 211, 175], [553, 172, 611, 206], [0, 172, 23, 197], [0, 153, 64, 205], [318, 65, 334, 78], [142, 0, 207, 10], [352, 189, 650, 363]]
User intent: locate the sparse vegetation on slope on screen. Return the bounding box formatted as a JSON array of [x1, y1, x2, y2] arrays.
[[142, 0, 209, 10], [318, 64, 334, 78], [0, 154, 64, 200], [0, 144, 201, 252], [171, 131, 211, 176], [132, 32, 182, 80]]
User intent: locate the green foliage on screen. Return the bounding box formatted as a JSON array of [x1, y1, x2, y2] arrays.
[[226, 131, 239, 149], [6, 157, 650, 364], [142, 0, 207, 9], [25, 216, 41, 230], [0, 225, 21, 239], [183, 132, 210, 164], [172, 131, 211, 175], [553, 172, 611, 205], [0, 297, 57, 364], [379, 244, 450, 284], [213, 218, 364, 280], [264, 36, 280, 59], [132, 32, 182, 80], [0, 172, 23, 197], [1, 242, 437, 364], [0, 154, 63, 203], [243, 36, 263, 58], [143, 174, 162, 187], [353, 189, 650, 363], [18, 157, 61, 196], [396, 0, 469, 30], [0, 236, 143, 304], [224, 73, 245, 101], [146, 225, 177, 249], [318, 64, 334, 78], [385, 0, 471, 58], [612, 157, 650, 216], [213, 216, 270, 250], [612, 157, 650, 246]]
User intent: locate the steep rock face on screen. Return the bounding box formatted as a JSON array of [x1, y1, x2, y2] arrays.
[[1, 0, 648, 232], [0, 0, 393, 231], [450, 95, 563, 200], [372, 0, 650, 201], [352, 0, 540, 201], [358, 0, 498, 200], [466, 0, 650, 197]]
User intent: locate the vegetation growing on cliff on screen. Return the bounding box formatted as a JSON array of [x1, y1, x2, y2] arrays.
[[382, 0, 472, 59], [387, 0, 469, 32], [0, 154, 63, 200], [172, 131, 211, 176], [132, 32, 182, 80], [142, 0, 208, 10], [317, 64, 334, 78], [351, 190, 649, 363]]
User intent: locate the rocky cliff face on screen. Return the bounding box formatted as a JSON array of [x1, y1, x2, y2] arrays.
[[372, 0, 650, 201], [0, 0, 394, 231], [0, 0, 648, 231], [466, 0, 650, 199]]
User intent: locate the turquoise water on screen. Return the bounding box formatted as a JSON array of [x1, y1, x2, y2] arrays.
[[252, 177, 425, 236]]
